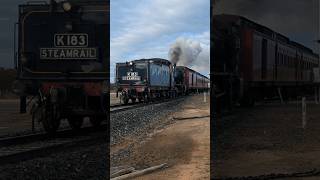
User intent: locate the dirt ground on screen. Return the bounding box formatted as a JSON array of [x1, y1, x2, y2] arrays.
[[110, 92, 120, 106], [213, 101, 320, 179], [0, 99, 35, 137], [0, 99, 99, 137], [111, 93, 210, 180]]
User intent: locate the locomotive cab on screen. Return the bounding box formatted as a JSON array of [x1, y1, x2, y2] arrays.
[[174, 66, 186, 95]]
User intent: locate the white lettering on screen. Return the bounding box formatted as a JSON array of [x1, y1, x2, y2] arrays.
[[71, 36, 78, 46], [40, 48, 97, 59], [41, 49, 47, 58], [55, 34, 88, 47], [79, 35, 86, 46], [56, 35, 64, 46]]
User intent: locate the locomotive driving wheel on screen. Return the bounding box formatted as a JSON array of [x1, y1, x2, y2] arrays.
[[68, 116, 84, 130], [42, 103, 61, 134], [90, 116, 104, 127], [120, 94, 129, 105], [143, 93, 149, 103], [131, 98, 136, 103]]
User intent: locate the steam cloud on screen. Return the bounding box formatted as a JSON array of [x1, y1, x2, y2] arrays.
[[169, 37, 202, 66]]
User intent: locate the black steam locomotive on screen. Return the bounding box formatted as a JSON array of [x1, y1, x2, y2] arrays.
[[13, 0, 109, 134], [115, 58, 209, 104]]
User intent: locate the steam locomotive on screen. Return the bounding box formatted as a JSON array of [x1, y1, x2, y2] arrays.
[[115, 58, 209, 104], [213, 14, 319, 111], [13, 0, 109, 134]]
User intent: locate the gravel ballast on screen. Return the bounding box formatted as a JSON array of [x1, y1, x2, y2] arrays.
[[110, 98, 185, 145], [0, 137, 107, 180]]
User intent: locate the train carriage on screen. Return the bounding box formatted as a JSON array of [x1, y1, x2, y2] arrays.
[[213, 14, 319, 108], [175, 66, 209, 94], [13, 0, 109, 134]]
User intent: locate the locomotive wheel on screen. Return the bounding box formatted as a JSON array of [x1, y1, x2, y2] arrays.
[[131, 98, 136, 103], [42, 104, 61, 134], [90, 117, 104, 127], [143, 94, 149, 103], [68, 117, 84, 130], [138, 97, 143, 103], [121, 95, 129, 105], [240, 96, 255, 107]]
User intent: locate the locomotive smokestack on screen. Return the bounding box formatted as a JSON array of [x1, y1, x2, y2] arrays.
[[169, 46, 181, 65], [50, 0, 58, 12], [50, 0, 57, 5], [173, 63, 176, 72]]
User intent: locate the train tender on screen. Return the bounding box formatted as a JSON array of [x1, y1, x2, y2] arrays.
[[115, 58, 175, 104], [213, 14, 319, 109], [115, 58, 209, 104], [13, 0, 109, 134]]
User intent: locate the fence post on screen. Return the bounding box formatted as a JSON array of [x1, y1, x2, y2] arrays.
[[302, 97, 306, 129]]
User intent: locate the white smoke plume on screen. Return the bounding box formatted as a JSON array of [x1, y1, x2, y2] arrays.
[[169, 37, 202, 66]]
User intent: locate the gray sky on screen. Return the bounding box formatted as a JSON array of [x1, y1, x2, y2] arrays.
[[213, 0, 319, 52]]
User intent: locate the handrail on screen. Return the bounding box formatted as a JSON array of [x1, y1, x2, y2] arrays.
[[26, 1, 48, 5], [13, 23, 18, 69]]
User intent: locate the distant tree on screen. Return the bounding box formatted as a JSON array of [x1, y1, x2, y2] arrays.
[[0, 68, 17, 97]]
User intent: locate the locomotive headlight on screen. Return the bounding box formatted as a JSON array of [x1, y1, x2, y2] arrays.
[[62, 1, 72, 12], [129, 62, 133, 66], [65, 22, 73, 31]]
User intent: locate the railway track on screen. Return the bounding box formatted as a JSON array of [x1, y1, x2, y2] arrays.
[[110, 96, 185, 113], [0, 124, 107, 165]]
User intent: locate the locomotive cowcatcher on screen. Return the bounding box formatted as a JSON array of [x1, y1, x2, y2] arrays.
[[13, 0, 109, 134]]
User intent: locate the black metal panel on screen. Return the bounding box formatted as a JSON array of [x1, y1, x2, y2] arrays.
[[115, 58, 173, 88]]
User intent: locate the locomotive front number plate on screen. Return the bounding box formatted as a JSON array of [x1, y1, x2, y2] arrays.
[[122, 72, 141, 80], [54, 34, 88, 47], [40, 33, 97, 60]]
